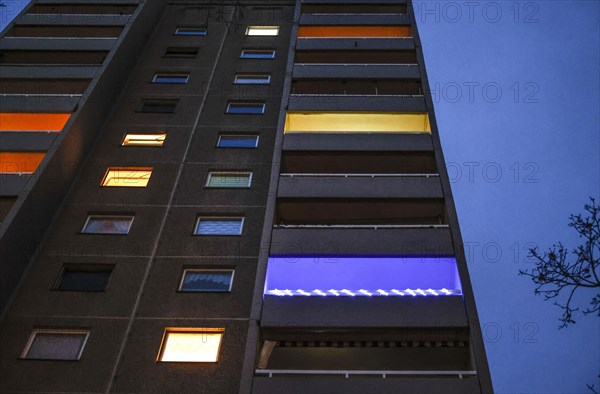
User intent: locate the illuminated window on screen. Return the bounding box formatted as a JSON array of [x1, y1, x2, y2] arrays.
[[206, 172, 252, 188], [163, 47, 198, 58], [55, 265, 113, 292], [217, 134, 259, 148], [226, 102, 265, 114], [101, 167, 153, 187], [195, 217, 244, 236], [158, 329, 224, 362], [234, 74, 271, 84], [0, 152, 45, 174], [122, 133, 166, 147], [82, 215, 134, 234], [22, 329, 89, 360], [152, 73, 189, 84], [240, 49, 275, 59], [179, 269, 234, 292], [246, 26, 279, 36], [284, 112, 431, 134], [175, 27, 206, 36], [297, 26, 412, 38], [0, 113, 69, 132]]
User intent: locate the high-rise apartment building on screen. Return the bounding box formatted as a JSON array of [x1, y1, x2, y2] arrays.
[[0, 1, 492, 393]]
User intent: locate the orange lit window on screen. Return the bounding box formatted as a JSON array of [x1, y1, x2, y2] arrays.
[[101, 167, 153, 187], [0, 152, 45, 173], [297, 26, 412, 38], [0, 113, 70, 132], [158, 328, 224, 362]]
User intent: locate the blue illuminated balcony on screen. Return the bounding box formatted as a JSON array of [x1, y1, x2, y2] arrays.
[[261, 257, 467, 328]]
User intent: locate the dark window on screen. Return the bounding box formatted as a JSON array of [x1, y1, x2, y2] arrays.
[[240, 49, 275, 59], [0, 196, 17, 224], [163, 47, 198, 58], [217, 134, 259, 148], [55, 265, 113, 291], [179, 269, 234, 292], [226, 102, 265, 114], [22, 330, 89, 360], [138, 99, 178, 113]]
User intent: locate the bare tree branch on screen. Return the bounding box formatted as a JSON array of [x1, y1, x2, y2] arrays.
[[519, 197, 600, 329]]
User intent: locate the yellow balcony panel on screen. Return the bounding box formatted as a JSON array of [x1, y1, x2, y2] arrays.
[[284, 112, 431, 134], [0, 152, 45, 174], [158, 329, 224, 363], [298, 26, 412, 38], [101, 167, 153, 187], [0, 113, 70, 132]]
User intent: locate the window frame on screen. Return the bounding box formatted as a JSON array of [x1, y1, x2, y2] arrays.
[[53, 264, 114, 292], [226, 102, 266, 115], [174, 27, 207, 36], [157, 328, 224, 363], [234, 74, 271, 85], [240, 49, 276, 59], [245, 26, 280, 36], [205, 171, 253, 188], [194, 217, 244, 236], [21, 329, 90, 361], [216, 134, 260, 149], [152, 73, 190, 84], [81, 214, 134, 235], [178, 268, 235, 293]]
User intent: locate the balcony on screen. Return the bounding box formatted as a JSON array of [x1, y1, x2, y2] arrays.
[[283, 133, 433, 152], [289, 79, 424, 112], [300, 4, 408, 15], [294, 49, 417, 64], [284, 112, 430, 134], [298, 26, 412, 39], [252, 375, 480, 394], [4, 25, 123, 38], [0, 50, 108, 66], [293, 64, 420, 80], [253, 326, 478, 393], [278, 151, 440, 199], [271, 198, 452, 256], [297, 38, 415, 51], [299, 14, 409, 27]]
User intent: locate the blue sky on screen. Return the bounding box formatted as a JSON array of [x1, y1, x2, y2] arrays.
[[1, 1, 599, 393], [416, 1, 599, 392]]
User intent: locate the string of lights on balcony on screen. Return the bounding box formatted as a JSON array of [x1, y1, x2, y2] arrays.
[[265, 288, 462, 297]]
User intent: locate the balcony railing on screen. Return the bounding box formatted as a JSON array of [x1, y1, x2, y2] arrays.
[[273, 224, 449, 229], [256, 370, 477, 379], [279, 173, 438, 178]]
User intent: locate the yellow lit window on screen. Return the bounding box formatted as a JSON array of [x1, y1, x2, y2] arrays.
[[101, 167, 153, 187], [246, 26, 279, 36], [284, 112, 431, 134], [158, 329, 224, 362], [122, 133, 166, 147]]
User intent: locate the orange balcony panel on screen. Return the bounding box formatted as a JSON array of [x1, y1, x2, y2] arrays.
[[297, 26, 412, 38], [0, 152, 45, 173], [0, 113, 70, 132]]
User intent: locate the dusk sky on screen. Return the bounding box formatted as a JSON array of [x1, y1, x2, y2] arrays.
[[1, 1, 598, 393]]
